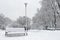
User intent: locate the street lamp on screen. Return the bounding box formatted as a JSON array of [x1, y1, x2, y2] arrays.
[[24, 3, 28, 35], [24, 3, 28, 17], [24, 3, 28, 30]]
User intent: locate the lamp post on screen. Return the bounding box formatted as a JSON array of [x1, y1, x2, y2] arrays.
[[24, 3, 28, 30], [24, 3, 28, 18]]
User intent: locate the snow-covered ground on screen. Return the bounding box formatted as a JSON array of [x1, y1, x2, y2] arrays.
[[0, 30, 60, 40]]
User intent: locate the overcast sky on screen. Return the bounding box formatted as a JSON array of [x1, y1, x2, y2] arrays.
[[0, 0, 42, 21]]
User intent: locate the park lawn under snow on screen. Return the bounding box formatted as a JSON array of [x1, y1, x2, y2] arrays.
[[0, 30, 60, 40]]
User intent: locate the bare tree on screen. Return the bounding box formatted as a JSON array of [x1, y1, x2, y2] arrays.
[[32, 0, 60, 29]]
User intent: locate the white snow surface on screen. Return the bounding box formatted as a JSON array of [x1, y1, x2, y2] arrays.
[[0, 30, 60, 40]]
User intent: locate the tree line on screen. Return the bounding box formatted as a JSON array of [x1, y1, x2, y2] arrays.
[[0, 14, 31, 30], [32, 0, 60, 29], [1, 0, 60, 30]]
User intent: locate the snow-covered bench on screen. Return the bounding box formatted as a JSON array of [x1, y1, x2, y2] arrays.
[[5, 28, 27, 37]]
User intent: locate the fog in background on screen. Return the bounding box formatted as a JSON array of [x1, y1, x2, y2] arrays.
[[0, 0, 42, 21]]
